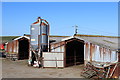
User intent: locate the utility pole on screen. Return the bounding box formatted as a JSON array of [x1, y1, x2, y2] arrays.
[[73, 25, 78, 35]]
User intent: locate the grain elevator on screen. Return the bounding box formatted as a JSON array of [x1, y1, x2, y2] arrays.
[[28, 17, 49, 67]]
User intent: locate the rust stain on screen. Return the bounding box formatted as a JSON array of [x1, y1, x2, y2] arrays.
[[41, 22, 46, 26], [90, 43, 92, 62], [41, 19, 49, 24], [42, 33, 47, 35], [118, 52, 120, 62], [92, 44, 95, 60], [101, 47, 104, 61], [7, 42, 13, 53], [85, 42, 89, 60], [103, 47, 106, 61], [99, 47, 102, 58], [33, 21, 39, 24], [110, 49, 112, 61], [6, 40, 18, 53]]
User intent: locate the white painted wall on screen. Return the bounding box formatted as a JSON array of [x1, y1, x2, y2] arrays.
[[43, 52, 64, 67]]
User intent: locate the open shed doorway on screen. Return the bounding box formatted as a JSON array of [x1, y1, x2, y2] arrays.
[[65, 38, 84, 67], [18, 37, 29, 60]]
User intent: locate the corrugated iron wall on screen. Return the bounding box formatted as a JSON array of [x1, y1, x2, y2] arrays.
[[13, 40, 18, 53], [50, 40, 118, 67], [6, 40, 19, 60], [6, 40, 18, 54], [84, 42, 118, 63], [6, 37, 29, 60]]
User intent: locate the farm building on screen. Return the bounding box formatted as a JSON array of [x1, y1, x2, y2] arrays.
[[41, 34, 120, 78], [3, 34, 120, 78], [3, 17, 120, 78], [27, 33, 120, 68], [4, 35, 68, 60], [5, 34, 119, 65], [5, 36, 30, 60]]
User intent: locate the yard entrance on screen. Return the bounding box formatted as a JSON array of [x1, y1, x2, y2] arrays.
[[65, 38, 84, 67], [18, 37, 29, 60]]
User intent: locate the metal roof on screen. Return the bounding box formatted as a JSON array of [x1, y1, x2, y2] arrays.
[[61, 36, 84, 41], [50, 35, 120, 51], [13, 36, 30, 40], [49, 36, 68, 42], [78, 36, 119, 51], [1, 34, 119, 51]]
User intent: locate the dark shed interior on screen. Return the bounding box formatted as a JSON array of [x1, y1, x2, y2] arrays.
[[65, 38, 84, 67], [18, 37, 29, 60]]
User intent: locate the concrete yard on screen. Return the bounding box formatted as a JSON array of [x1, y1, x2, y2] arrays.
[[2, 58, 84, 78]]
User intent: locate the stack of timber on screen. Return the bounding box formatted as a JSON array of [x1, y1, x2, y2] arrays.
[[6, 54, 18, 61]]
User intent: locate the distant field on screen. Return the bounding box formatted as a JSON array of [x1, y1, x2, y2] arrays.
[[0, 36, 19, 43]]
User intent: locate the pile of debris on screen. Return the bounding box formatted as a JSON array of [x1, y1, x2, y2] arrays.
[[81, 62, 119, 79]]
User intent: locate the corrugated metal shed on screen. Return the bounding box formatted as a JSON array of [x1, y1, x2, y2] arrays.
[[48, 35, 120, 78], [3, 35, 119, 51], [6, 36, 29, 60], [2, 34, 120, 78], [78, 36, 119, 51], [53, 35, 119, 51]]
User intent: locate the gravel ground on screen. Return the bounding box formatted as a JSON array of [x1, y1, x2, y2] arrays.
[[2, 58, 84, 78]]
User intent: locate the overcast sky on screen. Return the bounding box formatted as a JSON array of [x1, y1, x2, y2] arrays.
[[2, 2, 118, 36]]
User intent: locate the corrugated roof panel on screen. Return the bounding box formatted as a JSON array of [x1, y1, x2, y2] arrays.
[[1, 34, 120, 50]]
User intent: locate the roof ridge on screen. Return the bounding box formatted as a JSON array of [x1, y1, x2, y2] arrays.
[[76, 34, 120, 38]]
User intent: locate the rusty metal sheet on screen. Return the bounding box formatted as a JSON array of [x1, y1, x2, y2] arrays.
[[6, 40, 19, 54], [90, 44, 96, 61], [12, 40, 18, 53], [6, 41, 13, 53], [84, 42, 89, 61], [84, 41, 117, 63], [99, 47, 104, 62]]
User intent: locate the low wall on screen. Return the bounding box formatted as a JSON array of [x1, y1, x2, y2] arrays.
[[43, 52, 64, 68]]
